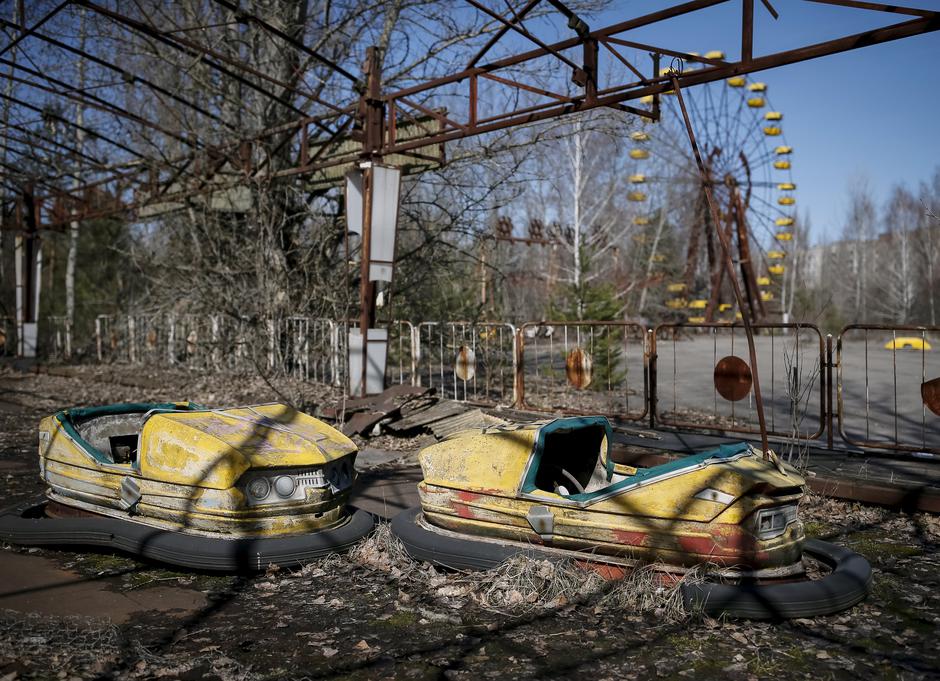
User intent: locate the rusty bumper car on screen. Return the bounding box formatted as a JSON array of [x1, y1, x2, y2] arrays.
[[391, 416, 871, 618], [0, 402, 374, 570]]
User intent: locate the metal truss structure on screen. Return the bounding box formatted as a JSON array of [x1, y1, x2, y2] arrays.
[[0, 0, 935, 232]]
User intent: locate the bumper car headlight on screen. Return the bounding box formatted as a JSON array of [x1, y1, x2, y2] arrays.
[[754, 504, 799, 540], [274, 475, 297, 498], [248, 477, 271, 500]]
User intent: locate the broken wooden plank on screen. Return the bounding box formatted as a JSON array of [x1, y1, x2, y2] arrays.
[[386, 399, 469, 432], [428, 408, 509, 440]]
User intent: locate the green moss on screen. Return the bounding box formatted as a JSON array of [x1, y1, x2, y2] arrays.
[[802, 521, 833, 539], [845, 532, 922, 560], [376, 609, 419, 629]]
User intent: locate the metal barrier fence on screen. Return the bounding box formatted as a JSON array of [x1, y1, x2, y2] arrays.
[[652, 323, 825, 441], [32, 314, 940, 456], [518, 321, 648, 420], [415, 321, 517, 405], [837, 325, 940, 454]]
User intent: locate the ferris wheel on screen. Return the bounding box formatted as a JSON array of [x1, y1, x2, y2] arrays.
[[626, 53, 797, 324]]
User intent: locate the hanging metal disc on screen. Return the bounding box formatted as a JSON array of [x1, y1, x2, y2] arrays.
[[922, 376, 940, 417], [566, 347, 593, 390], [455, 345, 476, 382], [714, 355, 752, 402]]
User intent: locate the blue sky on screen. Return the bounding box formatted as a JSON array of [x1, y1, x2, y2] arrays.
[[590, 1, 939, 244]]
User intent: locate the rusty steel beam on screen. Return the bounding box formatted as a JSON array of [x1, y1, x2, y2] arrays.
[[6, 0, 940, 230]]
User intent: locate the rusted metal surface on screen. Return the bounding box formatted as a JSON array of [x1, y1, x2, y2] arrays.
[[3, 2, 938, 230], [923, 377, 940, 417], [455, 345, 476, 382], [713, 355, 752, 402], [565, 347, 593, 389]]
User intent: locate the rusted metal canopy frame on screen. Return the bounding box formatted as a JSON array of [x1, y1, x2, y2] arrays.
[[650, 322, 826, 441], [380, 7, 939, 156], [5, 0, 939, 228], [836, 324, 940, 455]]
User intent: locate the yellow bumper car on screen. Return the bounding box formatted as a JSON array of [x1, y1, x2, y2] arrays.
[[0, 402, 374, 570], [392, 416, 871, 618]]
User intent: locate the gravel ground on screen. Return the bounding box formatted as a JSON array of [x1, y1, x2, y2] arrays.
[[0, 364, 938, 680]]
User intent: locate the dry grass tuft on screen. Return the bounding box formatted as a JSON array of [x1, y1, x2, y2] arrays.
[[347, 522, 419, 577]]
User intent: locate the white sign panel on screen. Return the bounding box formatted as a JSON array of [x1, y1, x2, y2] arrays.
[[345, 169, 364, 236], [348, 327, 388, 396], [369, 164, 401, 282]]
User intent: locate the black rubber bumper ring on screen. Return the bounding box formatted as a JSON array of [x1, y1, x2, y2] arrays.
[[392, 507, 871, 619], [681, 538, 872, 619], [0, 498, 375, 572]]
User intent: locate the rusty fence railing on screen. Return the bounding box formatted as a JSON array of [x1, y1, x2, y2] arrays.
[[415, 321, 517, 405], [38, 314, 940, 457], [837, 325, 940, 455], [651, 323, 826, 441], [517, 321, 649, 421]]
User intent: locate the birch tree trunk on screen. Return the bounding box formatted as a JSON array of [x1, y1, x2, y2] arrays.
[[65, 6, 86, 359]]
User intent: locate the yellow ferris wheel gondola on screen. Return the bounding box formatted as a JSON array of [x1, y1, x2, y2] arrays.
[[727, 76, 746, 87], [757, 276, 771, 286], [667, 283, 687, 293], [775, 146, 792, 155], [777, 182, 796, 191], [628, 191, 648, 202], [633, 216, 650, 226], [768, 250, 786, 259], [775, 232, 794, 242], [776, 217, 794, 227], [778, 195, 795, 206], [630, 149, 650, 160], [747, 97, 765, 108], [768, 264, 785, 275], [773, 160, 791, 170], [688, 316, 706, 324], [763, 126, 782, 136], [764, 111, 782, 121], [666, 298, 688, 309], [629, 174, 646, 184], [688, 299, 708, 309]]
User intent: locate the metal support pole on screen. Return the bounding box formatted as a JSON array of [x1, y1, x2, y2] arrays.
[[356, 46, 384, 397], [670, 73, 771, 458]]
